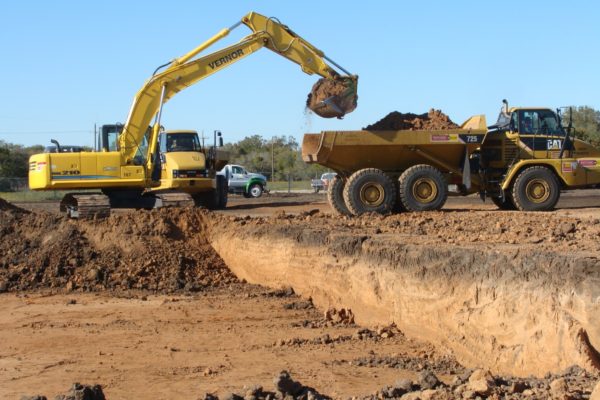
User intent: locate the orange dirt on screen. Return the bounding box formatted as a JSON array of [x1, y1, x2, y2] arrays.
[[306, 78, 358, 118], [2, 195, 600, 399], [364, 109, 459, 131]]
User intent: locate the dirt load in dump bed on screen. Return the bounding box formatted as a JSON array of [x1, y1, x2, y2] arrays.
[[364, 108, 460, 130], [306, 77, 358, 118]]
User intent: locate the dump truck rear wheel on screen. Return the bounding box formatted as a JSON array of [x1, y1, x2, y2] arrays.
[[511, 166, 559, 211], [327, 175, 352, 216], [343, 168, 396, 216], [491, 193, 517, 210], [398, 165, 448, 211]]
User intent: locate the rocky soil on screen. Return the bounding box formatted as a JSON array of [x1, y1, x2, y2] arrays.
[[2, 196, 600, 398], [208, 209, 600, 377]]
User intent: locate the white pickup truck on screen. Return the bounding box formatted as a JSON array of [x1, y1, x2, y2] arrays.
[[311, 172, 337, 193], [219, 164, 268, 198]]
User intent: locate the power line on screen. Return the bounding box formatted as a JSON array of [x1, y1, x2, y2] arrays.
[[0, 130, 92, 135]]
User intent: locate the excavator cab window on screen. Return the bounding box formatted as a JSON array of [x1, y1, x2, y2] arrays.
[[98, 124, 122, 152], [132, 134, 148, 165]]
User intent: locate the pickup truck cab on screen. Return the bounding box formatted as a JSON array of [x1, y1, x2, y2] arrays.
[[311, 172, 337, 193], [219, 164, 268, 198]]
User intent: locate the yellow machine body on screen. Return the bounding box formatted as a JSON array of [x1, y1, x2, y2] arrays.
[[303, 104, 600, 213], [29, 152, 146, 190], [28, 11, 357, 215], [302, 115, 487, 190]]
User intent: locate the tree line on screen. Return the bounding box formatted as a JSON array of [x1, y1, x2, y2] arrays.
[[1, 106, 599, 183], [221, 134, 327, 181]]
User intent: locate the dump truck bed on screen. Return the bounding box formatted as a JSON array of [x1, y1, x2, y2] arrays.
[[302, 129, 486, 177]]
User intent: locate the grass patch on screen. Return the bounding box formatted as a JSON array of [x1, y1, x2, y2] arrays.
[[0, 190, 85, 202], [266, 180, 312, 191]]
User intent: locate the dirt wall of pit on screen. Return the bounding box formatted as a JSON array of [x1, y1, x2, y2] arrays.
[[208, 218, 600, 377]]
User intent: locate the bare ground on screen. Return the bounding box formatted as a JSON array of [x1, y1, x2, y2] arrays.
[[2, 191, 600, 399]]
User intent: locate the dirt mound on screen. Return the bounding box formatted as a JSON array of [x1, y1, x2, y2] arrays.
[[0, 208, 236, 293], [306, 77, 358, 118], [364, 108, 459, 130], [0, 197, 27, 213]]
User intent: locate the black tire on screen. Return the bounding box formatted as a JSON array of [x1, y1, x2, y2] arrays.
[[194, 175, 227, 210], [398, 164, 448, 212], [327, 175, 352, 216], [248, 183, 263, 198], [217, 175, 228, 209], [193, 190, 217, 209], [243, 191, 252, 199], [491, 193, 517, 210], [343, 168, 396, 216], [510, 166, 560, 211]]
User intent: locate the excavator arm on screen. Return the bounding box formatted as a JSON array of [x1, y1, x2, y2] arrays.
[[118, 11, 358, 173]]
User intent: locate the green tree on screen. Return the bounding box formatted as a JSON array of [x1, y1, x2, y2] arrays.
[[0, 142, 29, 178], [567, 106, 600, 146], [222, 134, 329, 181]]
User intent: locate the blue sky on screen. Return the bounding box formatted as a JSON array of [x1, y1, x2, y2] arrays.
[[1, 1, 598, 147]]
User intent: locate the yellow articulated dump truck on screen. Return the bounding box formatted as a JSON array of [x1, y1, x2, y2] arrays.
[[302, 100, 600, 215], [29, 11, 358, 218]]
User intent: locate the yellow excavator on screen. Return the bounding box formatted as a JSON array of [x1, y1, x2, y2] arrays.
[[29, 11, 358, 218]]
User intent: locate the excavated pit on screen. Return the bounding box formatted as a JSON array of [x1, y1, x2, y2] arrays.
[[2, 198, 600, 380], [208, 211, 600, 378]]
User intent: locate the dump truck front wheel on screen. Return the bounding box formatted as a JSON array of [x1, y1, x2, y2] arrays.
[[327, 175, 352, 216], [343, 168, 396, 215], [511, 166, 559, 211], [398, 165, 448, 211]]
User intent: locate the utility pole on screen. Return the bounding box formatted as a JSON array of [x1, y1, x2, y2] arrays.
[[271, 137, 275, 182], [200, 130, 207, 148]]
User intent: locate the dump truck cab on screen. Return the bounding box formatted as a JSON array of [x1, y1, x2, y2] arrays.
[[155, 130, 214, 194], [479, 101, 600, 210]]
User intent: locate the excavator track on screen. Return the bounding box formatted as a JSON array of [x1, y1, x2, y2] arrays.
[[60, 193, 111, 219], [154, 192, 195, 208]]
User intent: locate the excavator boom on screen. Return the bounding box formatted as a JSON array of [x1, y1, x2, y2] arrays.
[[119, 11, 358, 169]]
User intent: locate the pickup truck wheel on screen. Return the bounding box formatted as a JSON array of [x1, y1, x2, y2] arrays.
[[327, 175, 352, 216], [248, 183, 263, 198], [398, 164, 447, 211], [343, 168, 396, 216], [511, 166, 560, 211], [491, 192, 516, 210]]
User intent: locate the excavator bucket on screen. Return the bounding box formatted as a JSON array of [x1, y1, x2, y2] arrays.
[[306, 76, 358, 119]]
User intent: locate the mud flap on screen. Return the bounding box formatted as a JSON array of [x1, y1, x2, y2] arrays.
[[462, 149, 471, 190]]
